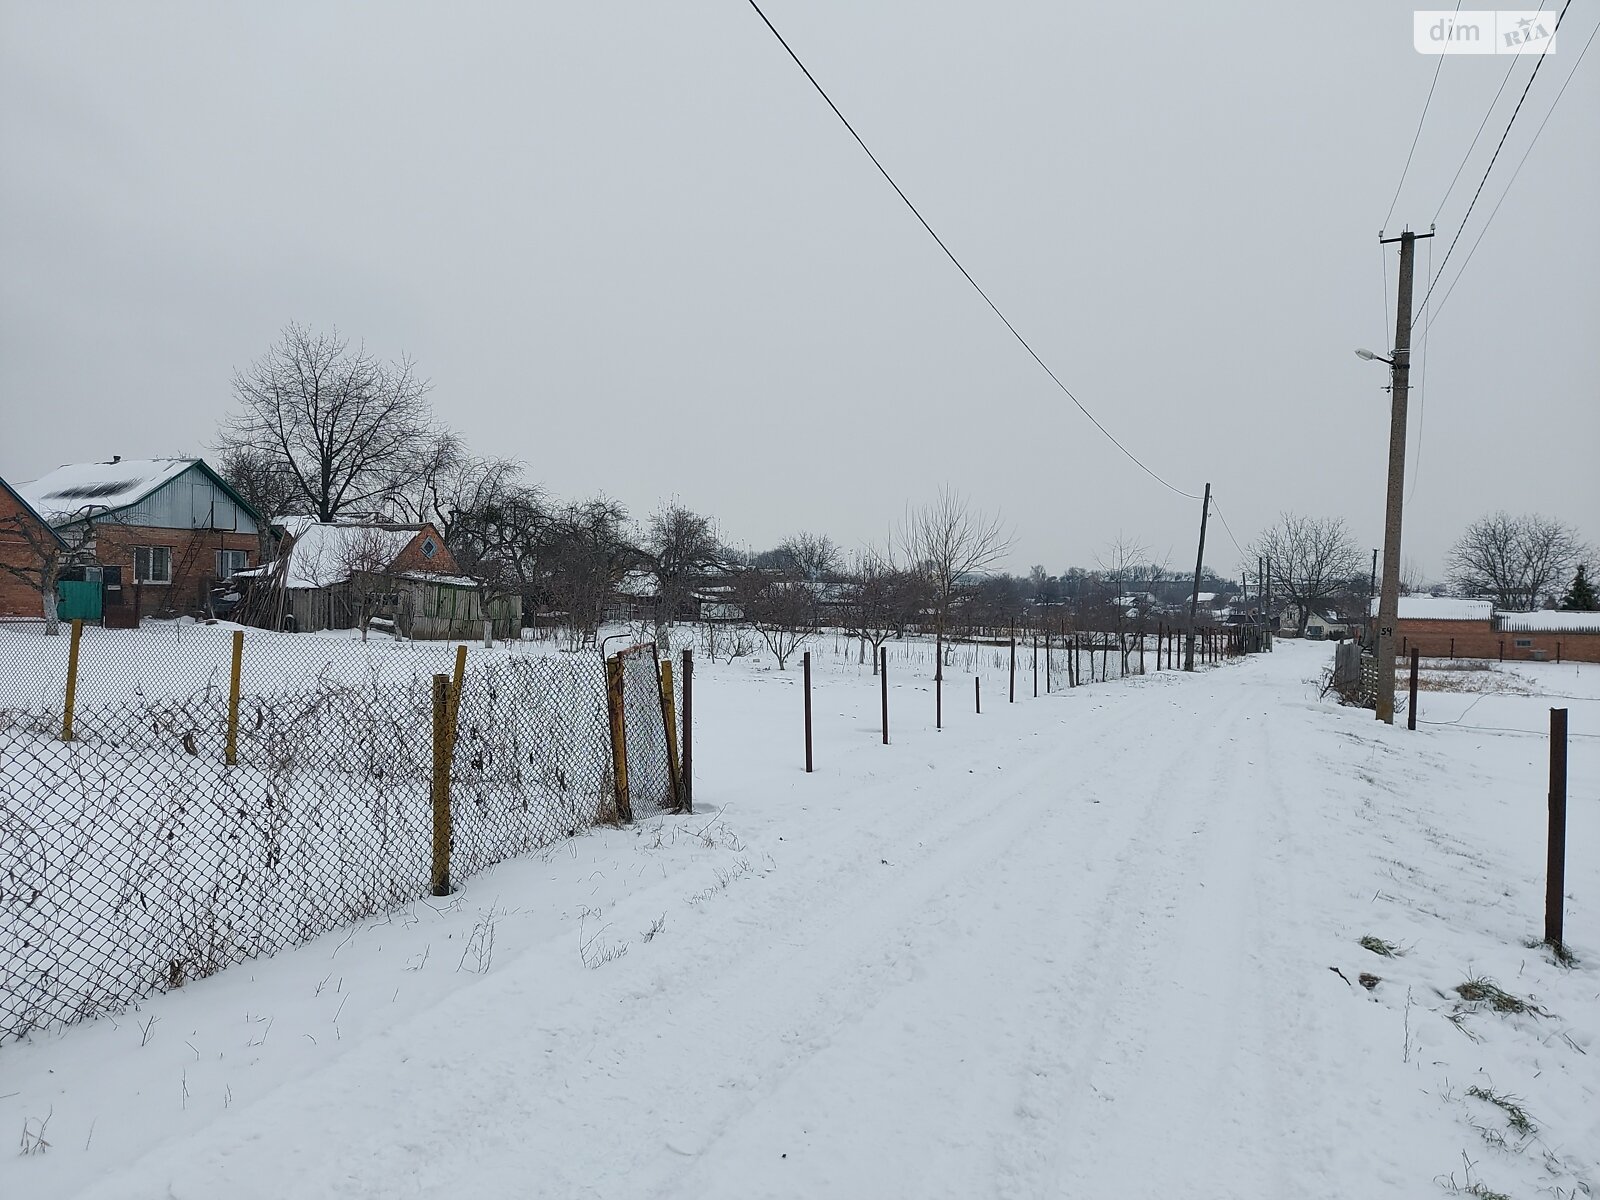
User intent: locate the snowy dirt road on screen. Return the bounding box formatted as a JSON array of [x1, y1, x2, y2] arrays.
[[5, 641, 1596, 1199]]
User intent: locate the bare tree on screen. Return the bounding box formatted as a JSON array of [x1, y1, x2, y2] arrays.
[[541, 498, 637, 650], [643, 503, 723, 651], [732, 568, 817, 670], [217, 324, 433, 522], [333, 526, 404, 642], [900, 488, 1012, 641], [1447, 511, 1586, 611], [216, 445, 301, 564], [839, 548, 925, 672], [774, 532, 841, 581], [1252, 513, 1363, 635], [0, 510, 70, 632]]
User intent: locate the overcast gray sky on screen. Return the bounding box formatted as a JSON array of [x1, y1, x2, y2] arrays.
[[2, 1, 1595, 579]]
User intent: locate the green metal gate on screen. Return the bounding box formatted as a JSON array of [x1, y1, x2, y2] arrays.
[[57, 580, 102, 621]]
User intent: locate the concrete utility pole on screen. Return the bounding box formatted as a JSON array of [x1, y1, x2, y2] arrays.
[[1374, 228, 1433, 724], [1184, 482, 1211, 672]]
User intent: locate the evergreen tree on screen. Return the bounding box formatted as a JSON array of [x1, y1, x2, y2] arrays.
[[1559, 563, 1598, 611]]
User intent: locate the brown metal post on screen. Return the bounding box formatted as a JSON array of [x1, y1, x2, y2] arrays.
[[1545, 708, 1568, 948], [225, 629, 244, 765], [1407, 648, 1419, 731], [680, 649, 693, 812], [935, 634, 943, 730], [61, 618, 84, 742], [449, 643, 468, 749], [880, 647, 889, 744], [803, 651, 813, 773], [1032, 635, 1038, 697], [658, 657, 683, 808], [974, 675, 981, 714], [1045, 632, 1052, 693], [1499, 639, 1504, 662], [1009, 636, 1016, 703], [605, 655, 633, 823], [430, 673, 453, 896]]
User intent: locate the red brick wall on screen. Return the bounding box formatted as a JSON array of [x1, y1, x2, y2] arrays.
[[0, 486, 54, 619], [388, 525, 463, 577], [1394, 617, 1600, 664], [89, 524, 257, 617]]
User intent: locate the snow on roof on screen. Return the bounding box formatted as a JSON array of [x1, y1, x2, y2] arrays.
[[398, 571, 479, 588], [1370, 596, 1494, 621], [1497, 610, 1600, 633], [19, 458, 195, 523], [616, 570, 658, 598], [280, 524, 418, 589]]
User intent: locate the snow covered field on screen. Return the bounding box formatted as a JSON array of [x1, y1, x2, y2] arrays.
[[2, 639, 1595, 1199]]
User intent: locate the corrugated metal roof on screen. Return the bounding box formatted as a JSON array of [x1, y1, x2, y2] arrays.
[[1497, 610, 1600, 633], [19, 459, 195, 523], [1370, 596, 1494, 621]]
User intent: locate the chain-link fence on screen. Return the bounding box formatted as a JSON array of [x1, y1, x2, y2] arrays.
[[0, 621, 683, 1042]]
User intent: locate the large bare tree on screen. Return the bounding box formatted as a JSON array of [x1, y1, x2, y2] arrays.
[[1447, 511, 1586, 611], [1252, 513, 1363, 635], [217, 324, 432, 522], [643, 503, 723, 650], [900, 488, 1012, 640], [732, 567, 817, 670]]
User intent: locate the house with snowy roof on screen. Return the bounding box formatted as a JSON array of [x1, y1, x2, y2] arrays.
[[234, 517, 519, 639], [14, 457, 261, 623]]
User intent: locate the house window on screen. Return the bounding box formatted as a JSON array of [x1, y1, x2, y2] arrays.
[[421, 537, 439, 560], [216, 549, 250, 578], [1514, 638, 1533, 648], [134, 546, 172, 584]]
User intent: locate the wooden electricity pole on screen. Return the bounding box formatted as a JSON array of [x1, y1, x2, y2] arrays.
[[1375, 228, 1433, 724], [1184, 482, 1211, 672]]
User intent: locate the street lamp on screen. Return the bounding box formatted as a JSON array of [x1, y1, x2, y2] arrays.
[[1354, 348, 1393, 364]]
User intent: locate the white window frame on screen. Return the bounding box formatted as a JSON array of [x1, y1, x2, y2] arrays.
[[1513, 637, 1533, 648], [134, 545, 172, 585], [216, 549, 250, 579]]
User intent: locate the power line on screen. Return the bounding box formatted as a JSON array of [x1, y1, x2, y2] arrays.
[[1209, 494, 1248, 560], [1384, 0, 1462, 230], [1432, 54, 1525, 225], [740, 0, 1203, 502], [1407, 235, 1433, 504], [1416, 0, 1574, 314], [1424, 12, 1598, 332]]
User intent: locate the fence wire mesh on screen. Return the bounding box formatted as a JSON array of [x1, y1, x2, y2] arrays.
[[0, 621, 678, 1043]]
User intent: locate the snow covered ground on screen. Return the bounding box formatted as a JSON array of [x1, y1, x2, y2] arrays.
[[2, 639, 1595, 1199]]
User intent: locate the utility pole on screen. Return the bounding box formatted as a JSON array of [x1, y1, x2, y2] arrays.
[[1374, 228, 1433, 724], [1184, 482, 1211, 672]]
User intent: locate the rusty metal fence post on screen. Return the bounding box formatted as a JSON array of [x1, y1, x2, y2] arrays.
[[680, 649, 693, 812], [1009, 636, 1016, 703], [803, 650, 813, 773], [1407, 648, 1420, 731], [880, 647, 889, 744], [225, 629, 244, 765], [974, 675, 981, 714], [659, 656, 684, 808], [605, 654, 633, 823], [430, 673, 454, 896], [1546, 707, 1568, 948], [61, 618, 84, 742]]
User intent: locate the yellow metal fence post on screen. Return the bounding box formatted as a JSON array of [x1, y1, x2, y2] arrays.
[[658, 658, 683, 811], [605, 655, 633, 823], [225, 629, 244, 765], [61, 618, 84, 742], [431, 673, 454, 896], [449, 643, 467, 748]]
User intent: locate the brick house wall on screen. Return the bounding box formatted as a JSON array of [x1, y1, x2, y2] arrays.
[[1394, 616, 1600, 664], [0, 483, 59, 620], [388, 526, 462, 577], [90, 523, 257, 618]]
